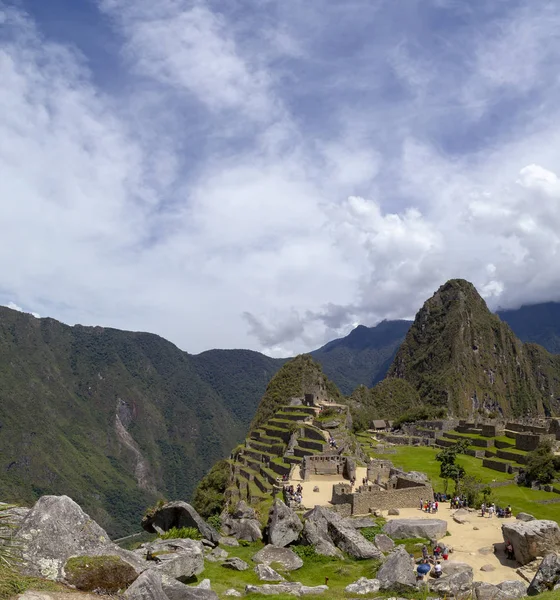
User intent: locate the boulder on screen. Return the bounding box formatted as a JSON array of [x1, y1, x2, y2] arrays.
[[252, 545, 303, 571], [267, 500, 303, 547], [429, 562, 473, 599], [496, 581, 527, 598], [219, 537, 239, 547], [14, 495, 144, 581], [388, 508, 400, 516], [161, 576, 219, 600], [383, 518, 447, 540], [141, 501, 220, 545], [125, 570, 167, 600], [299, 585, 329, 595], [142, 539, 205, 557], [453, 509, 471, 524], [345, 577, 381, 594], [301, 519, 342, 558], [232, 500, 256, 519], [224, 590, 241, 597], [377, 546, 417, 591], [254, 564, 285, 581], [244, 583, 328, 596], [480, 564, 496, 572], [374, 534, 395, 553], [205, 547, 228, 563], [220, 507, 262, 542], [221, 557, 249, 571], [313, 486, 320, 492], [473, 582, 509, 600], [502, 520, 560, 565], [346, 517, 377, 529], [323, 509, 383, 559], [196, 580, 211, 589], [527, 552, 560, 595], [516, 513, 536, 522], [155, 548, 205, 581], [64, 555, 138, 592]]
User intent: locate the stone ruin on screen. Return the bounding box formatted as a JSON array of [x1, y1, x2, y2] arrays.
[[329, 459, 433, 516]]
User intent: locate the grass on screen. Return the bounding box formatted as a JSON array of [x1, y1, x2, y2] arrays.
[[0, 565, 64, 600], [369, 445, 560, 520], [191, 539, 385, 599]]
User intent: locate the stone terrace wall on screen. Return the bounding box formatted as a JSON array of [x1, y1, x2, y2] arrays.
[[367, 459, 393, 483], [515, 433, 556, 451], [351, 484, 434, 514], [482, 423, 505, 437], [303, 454, 343, 479]]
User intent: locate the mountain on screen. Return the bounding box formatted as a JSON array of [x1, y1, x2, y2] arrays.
[[310, 321, 412, 394], [498, 302, 560, 354], [0, 307, 247, 537], [386, 279, 560, 417]]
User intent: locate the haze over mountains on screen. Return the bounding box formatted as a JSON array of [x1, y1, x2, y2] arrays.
[[2, 280, 560, 536]]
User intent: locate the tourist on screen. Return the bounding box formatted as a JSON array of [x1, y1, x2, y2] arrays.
[[505, 540, 514, 560], [433, 561, 443, 579], [419, 499, 424, 511], [506, 505, 512, 518], [489, 503, 495, 518], [433, 544, 442, 560], [434, 500, 438, 512], [422, 545, 429, 561], [417, 559, 431, 580], [481, 503, 486, 517]]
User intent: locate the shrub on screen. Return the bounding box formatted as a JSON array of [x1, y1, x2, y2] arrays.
[[360, 518, 386, 542], [207, 515, 222, 531], [143, 498, 167, 519], [159, 527, 202, 540]]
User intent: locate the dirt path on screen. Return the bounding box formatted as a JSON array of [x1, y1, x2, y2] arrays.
[[386, 507, 524, 584]]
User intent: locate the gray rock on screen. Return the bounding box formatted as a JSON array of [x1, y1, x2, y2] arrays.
[[143, 539, 205, 556], [244, 583, 328, 596], [375, 534, 395, 553], [200, 539, 213, 548], [429, 563, 473, 599], [345, 517, 377, 529], [205, 547, 228, 562], [496, 581, 527, 598], [155, 547, 205, 581], [224, 590, 241, 597], [142, 501, 220, 545], [473, 582, 509, 600], [388, 508, 400, 516], [252, 545, 303, 571], [478, 547, 494, 555], [345, 577, 381, 594], [14, 495, 144, 581], [480, 564, 496, 572], [126, 570, 167, 600], [528, 552, 560, 595], [196, 580, 211, 589], [383, 518, 447, 540], [254, 563, 286, 581], [220, 508, 262, 542], [516, 513, 536, 522], [377, 546, 417, 591], [322, 509, 383, 559], [267, 499, 303, 547], [453, 509, 470, 524], [232, 500, 256, 519], [299, 585, 329, 595], [344, 457, 357, 481], [301, 508, 343, 558], [221, 557, 249, 571], [313, 486, 320, 492], [502, 520, 560, 565], [161, 576, 219, 600], [219, 537, 239, 547]]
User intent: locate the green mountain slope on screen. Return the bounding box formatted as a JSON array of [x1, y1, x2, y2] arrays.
[[387, 279, 560, 417], [0, 307, 246, 537]]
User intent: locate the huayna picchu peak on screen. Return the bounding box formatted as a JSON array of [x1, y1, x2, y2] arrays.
[[387, 279, 560, 417]]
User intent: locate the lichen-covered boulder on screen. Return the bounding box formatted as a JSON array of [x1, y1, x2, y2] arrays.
[[301, 507, 343, 558], [429, 562, 473, 599], [374, 534, 395, 553], [377, 546, 416, 591], [496, 580, 527, 598], [161, 575, 219, 600], [502, 520, 560, 565], [322, 509, 383, 560], [14, 495, 144, 581], [221, 557, 249, 571], [64, 555, 138, 592], [267, 500, 303, 547], [155, 545, 204, 581], [527, 553, 560, 595], [142, 501, 219, 545], [345, 577, 381, 594], [254, 563, 285, 581], [220, 504, 262, 542], [252, 545, 303, 571], [383, 518, 447, 540]]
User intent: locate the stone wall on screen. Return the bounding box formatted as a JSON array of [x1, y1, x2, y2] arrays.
[[481, 423, 505, 437], [367, 459, 393, 484], [351, 484, 434, 514], [482, 458, 520, 474], [515, 432, 556, 452], [303, 454, 343, 479]]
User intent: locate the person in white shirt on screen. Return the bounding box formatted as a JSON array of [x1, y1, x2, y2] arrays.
[[434, 561, 443, 579]]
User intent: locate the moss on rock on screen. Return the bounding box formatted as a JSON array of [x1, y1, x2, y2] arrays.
[[64, 555, 137, 592]]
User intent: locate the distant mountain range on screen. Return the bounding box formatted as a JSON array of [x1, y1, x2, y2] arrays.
[[1, 289, 560, 535]]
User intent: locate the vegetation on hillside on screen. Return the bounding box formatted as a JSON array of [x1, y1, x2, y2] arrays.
[[523, 441, 560, 485], [387, 279, 560, 417], [192, 460, 232, 518]]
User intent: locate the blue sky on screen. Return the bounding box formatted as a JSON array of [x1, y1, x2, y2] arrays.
[[2, 0, 560, 355]]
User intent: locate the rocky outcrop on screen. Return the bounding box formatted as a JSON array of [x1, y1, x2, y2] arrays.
[[527, 553, 560, 595], [267, 500, 303, 547], [221, 502, 262, 542], [221, 558, 249, 571], [14, 495, 144, 581], [496, 580, 528, 598], [125, 570, 168, 600], [377, 546, 416, 591], [345, 577, 380, 594], [155, 543, 204, 580], [502, 520, 560, 565], [429, 562, 473, 599], [343, 457, 356, 481], [301, 508, 343, 558], [244, 583, 328, 596], [252, 545, 303, 571], [383, 518, 447, 540], [453, 509, 471, 524], [323, 510, 383, 560], [516, 513, 536, 522], [161, 576, 218, 600], [374, 534, 395, 553], [473, 582, 510, 600], [64, 555, 138, 592], [254, 564, 285, 581], [141, 501, 219, 545]]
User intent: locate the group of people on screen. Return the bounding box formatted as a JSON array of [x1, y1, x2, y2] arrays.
[[481, 502, 512, 518], [283, 483, 303, 506], [449, 495, 469, 509], [415, 542, 449, 580], [419, 499, 439, 513]]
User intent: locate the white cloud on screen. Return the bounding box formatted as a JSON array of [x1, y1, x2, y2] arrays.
[[3, 0, 560, 356]]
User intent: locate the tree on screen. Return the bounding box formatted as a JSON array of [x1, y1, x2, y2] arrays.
[[525, 441, 559, 485], [436, 439, 470, 493]]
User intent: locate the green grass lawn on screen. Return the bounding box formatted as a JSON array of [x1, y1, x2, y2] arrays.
[[369, 445, 560, 520], [192, 540, 384, 599]]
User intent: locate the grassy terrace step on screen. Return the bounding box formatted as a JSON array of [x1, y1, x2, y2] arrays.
[[279, 405, 317, 416], [276, 411, 313, 422], [262, 425, 293, 442], [248, 439, 284, 454], [269, 458, 291, 477], [298, 437, 325, 452], [260, 464, 283, 486], [245, 448, 277, 463], [301, 424, 328, 442], [268, 418, 299, 429], [284, 455, 303, 465], [239, 466, 272, 494], [249, 428, 266, 441], [294, 445, 323, 458], [258, 433, 285, 445], [495, 437, 516, 449]]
